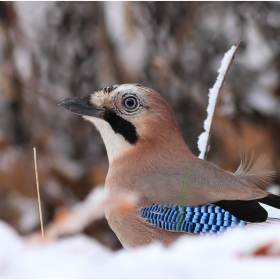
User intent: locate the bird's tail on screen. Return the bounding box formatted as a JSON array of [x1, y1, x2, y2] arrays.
[[258, 193, 280, 210], [258, 194, 280, 223], [245, 199, 280, 230]]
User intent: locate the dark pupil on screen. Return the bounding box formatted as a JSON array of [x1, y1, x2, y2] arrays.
[[125, 98, 136, 109]]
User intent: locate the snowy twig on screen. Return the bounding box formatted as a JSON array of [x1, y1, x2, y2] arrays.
[[197, 42, 242, 159], [31, 186, 138, 241], [33, 147, 44, 238]]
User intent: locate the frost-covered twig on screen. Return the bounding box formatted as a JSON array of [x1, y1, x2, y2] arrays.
[[197, 42, 242, 159]]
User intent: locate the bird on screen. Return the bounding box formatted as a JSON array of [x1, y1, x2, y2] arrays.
[[60, 84, 280, 249]]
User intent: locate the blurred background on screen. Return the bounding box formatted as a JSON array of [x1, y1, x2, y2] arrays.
[[0, 1, 280, 250]]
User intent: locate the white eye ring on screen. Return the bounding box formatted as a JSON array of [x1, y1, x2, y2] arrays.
[[123, 96, 138, 110]]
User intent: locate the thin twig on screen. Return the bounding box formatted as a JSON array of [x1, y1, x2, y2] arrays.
[[198, 41, 242, 160], [33, 147, 44, 238]]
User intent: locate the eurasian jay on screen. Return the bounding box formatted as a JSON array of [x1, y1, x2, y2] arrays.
[[60, 84, 279, 249]]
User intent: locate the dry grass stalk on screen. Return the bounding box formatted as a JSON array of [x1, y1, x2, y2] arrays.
[[33, 147, 44, 238]]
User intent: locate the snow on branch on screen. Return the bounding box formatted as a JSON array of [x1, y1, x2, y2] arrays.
[[29, 186, 138, 242], [197, 42, 241, 159]]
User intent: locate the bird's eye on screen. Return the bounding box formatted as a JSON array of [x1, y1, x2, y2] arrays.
[[123, 97, 138, 110]]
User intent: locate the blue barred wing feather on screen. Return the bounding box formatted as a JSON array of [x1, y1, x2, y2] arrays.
[[140, 204, 246, 235]]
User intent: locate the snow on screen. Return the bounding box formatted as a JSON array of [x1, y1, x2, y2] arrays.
[[52, 157, 84, 180], [103, 2, 148, 77], [1, 220, 280, 278], [0, 187, 278, 278], [7, 193, 40, 233], [15, 2, 52, 42], [247, 88, 280, 116], [268, 184, 280, 196], [198, 45, 237, 159], [246, 68, 280, 116], [241, 18, 273, 71]]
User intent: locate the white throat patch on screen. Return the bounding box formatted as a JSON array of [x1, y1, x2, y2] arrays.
[[83, 116, 133, 163]]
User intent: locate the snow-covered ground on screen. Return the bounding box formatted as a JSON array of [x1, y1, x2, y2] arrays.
[[1, 220, 280, 278], [1, 186, 279, 278]]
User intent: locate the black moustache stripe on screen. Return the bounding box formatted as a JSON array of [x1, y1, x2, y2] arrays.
[[102, 111, 138, 145]]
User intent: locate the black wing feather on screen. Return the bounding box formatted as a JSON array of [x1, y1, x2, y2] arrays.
[[214, 200, 268, 222], [257, 193, 280, 209]]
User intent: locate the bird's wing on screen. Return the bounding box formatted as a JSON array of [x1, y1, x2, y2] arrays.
[[136, 155, 277, 229], [140, 203, 247, 235], [137, 156, 269, 207]]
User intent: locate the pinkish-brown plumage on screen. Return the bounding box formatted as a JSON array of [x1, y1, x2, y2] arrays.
[[60, 84, 278, 249]]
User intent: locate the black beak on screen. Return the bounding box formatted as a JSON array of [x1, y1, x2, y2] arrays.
[[59, 96, 105, 118]]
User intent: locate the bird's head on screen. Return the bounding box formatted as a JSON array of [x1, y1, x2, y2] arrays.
[[60, 84, 186, 163]]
